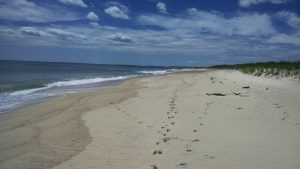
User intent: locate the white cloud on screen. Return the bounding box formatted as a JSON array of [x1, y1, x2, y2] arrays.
[[86, 12, 99, 21], [46, 28, 86, 39], [57, 0, 87, 8], [109, 33, 133, 43], [138, 10, 276, 36], [19, 27, 44, 37], [104, 6, 129, 20], [19, 26, 85, 39], [276, 11, 300, 29], [267, 34, 300, 46], [156, 2, 168, 14], [239, 0, 290, 7], [186, 8, 198, 15], [0, 0, 81, 23], [89, 22, 100, 27]]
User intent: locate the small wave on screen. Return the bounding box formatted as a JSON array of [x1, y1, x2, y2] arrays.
[[10, 75, 136, 96], [0, 84, 46, 93], [47, 76, 135, 87], [9, 86, 51, 96], [138, 70, 169, 75]]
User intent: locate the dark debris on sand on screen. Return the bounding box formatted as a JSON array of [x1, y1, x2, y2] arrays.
[[206, 93, 227, 96]]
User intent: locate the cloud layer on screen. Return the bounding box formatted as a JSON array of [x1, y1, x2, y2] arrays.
[[57, 0, 87, 8], [239, 0, 290, 7], [0, 0, 299, 65], [138, 10, 276, 36], [0, 0, 81, 23]]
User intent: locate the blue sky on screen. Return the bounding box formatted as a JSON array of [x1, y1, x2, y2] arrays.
[[0, 0, 299, 66]]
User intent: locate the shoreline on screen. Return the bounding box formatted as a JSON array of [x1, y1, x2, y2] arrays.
[[0, 76, 146, 169], [1, 69, 300, 169], [0, 77, 135, 115]]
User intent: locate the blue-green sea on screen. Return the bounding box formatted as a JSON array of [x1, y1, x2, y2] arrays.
[[0, 60, 172, 113]]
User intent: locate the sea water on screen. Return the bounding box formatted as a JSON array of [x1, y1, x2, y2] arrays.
[[0, 60, 172, 113]]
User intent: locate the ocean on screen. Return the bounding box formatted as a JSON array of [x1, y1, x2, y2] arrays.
[[0, 60, 172, 113]]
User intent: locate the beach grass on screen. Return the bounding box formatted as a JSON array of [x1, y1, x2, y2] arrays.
[[211, 61, 300, 79]]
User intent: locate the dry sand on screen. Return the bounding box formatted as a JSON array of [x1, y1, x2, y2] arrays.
[[1, 70, 300, 169]]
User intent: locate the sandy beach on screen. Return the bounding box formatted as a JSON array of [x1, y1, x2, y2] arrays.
[[1, 69, 300, 169]]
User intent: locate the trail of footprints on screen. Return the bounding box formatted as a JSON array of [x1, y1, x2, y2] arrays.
[[109, 89, 214, 168], [150, 90, 180, 168], [273, 103, 290, 121], [150, 89, 213, 169]]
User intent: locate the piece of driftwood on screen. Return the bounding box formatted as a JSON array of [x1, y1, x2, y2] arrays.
[[206, 93, 227, 96]]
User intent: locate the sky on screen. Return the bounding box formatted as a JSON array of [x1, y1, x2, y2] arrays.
[[0, 0, 299, 66]]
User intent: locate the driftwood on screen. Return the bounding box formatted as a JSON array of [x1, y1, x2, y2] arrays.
[[206, 93, 227, 96]]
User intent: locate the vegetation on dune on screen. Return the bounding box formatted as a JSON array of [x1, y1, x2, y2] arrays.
[[211, 61, 300, 79]]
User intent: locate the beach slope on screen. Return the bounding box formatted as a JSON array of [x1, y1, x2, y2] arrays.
[[1, 70, 300, 169]]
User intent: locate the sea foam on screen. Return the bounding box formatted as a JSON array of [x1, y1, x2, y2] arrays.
[[10, 75, 136, 96], [138, 70, 169, 75]]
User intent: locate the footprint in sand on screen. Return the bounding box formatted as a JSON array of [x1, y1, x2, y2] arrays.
[[186, 149, 192, 152], [185, 144, 192, 152], [281, 112, 289, 120], [203, 155, 215, 159], [163, 137, 171, 142], [192, 139, 200, 142], [273, 103, 283, 109], [153, 149, 163, 155], [206, 102, 214, 106], [176, 163, 187, 167], [151, 164, 158, 169]]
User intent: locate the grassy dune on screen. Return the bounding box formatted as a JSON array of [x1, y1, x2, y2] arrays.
[[211, 61, 300, 79]]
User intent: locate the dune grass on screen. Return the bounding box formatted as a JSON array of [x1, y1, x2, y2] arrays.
[[211, 61, 300, 79]]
